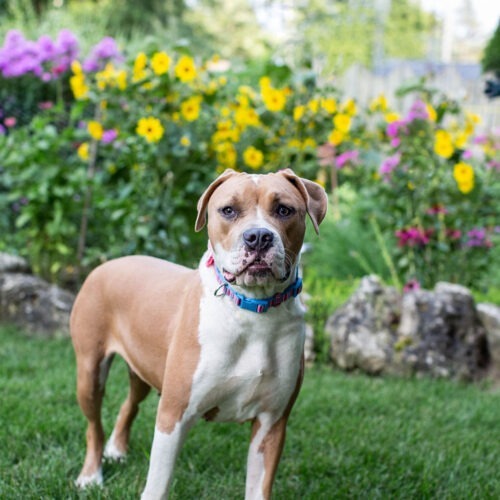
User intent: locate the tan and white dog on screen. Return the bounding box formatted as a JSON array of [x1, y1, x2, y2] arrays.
[[70, 168, 327, 499]]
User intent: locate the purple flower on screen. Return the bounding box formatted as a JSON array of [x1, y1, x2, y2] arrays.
[[54, 29, 79, 73], [101, 129, 118, 144], [386, 120, 407, 148], [379, 153, 401, 179], [405, 99, 429, 122], [335, 150, 359, 169], [37, 35, 56, 63], [0, 29, 79, 79], [82, 36, 123, 72], [0, 124, 5, 135], [465, 227, 492, 248]]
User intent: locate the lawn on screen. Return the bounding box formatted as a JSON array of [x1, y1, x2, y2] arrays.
[[1, 326, 499, 499]]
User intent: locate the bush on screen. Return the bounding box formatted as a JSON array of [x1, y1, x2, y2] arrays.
[[1, 30, 498, 291]]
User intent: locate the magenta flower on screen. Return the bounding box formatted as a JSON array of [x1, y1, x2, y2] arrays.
[[403, 279, 421, 293], [395, 227, 431, 247], [379, 153, 401, 179], [101, 129, 118, 144], [405, 99, 429, 122], [335, 150, 359, 169]]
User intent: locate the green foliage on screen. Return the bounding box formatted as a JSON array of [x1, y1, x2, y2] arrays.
[[1, 327, 500, 498], [482, 21, 500, 76], [294, 0, 436, 74], [0, 110, 85, 278]]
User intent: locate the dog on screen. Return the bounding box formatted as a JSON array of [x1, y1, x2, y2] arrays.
[[70, 168, 327, 499]]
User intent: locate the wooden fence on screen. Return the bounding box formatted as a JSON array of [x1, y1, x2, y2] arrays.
[[334, 62, 500, 130]]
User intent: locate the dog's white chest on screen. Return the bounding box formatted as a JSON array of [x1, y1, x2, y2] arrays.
[[191, 295, 305, 423]]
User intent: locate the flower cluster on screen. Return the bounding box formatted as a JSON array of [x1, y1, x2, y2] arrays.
[[0, 29, 79, 81], [1, 28, 498, 288]]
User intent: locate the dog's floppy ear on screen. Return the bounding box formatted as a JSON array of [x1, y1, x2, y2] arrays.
[[195, 169, 238, 232], [279, 169, 328, 234]]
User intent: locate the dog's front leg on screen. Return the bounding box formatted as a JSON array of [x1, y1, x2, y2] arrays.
[[245, 414, 288, 500], [141, 405, 195, 500]]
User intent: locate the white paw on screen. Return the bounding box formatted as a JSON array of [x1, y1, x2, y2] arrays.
[[75, 468, 103, 488], [104, 432, 127, 461]]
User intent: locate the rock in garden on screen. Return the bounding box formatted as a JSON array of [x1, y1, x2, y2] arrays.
[[0, 252, 31, 274], [326, 275, 401, 375], [326, 276, 491, 380], [477, 303, 500, 375], [397, 283, 490, 380], [0, 256, 75, 337]]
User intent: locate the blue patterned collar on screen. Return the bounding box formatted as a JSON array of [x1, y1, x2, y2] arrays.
[[207, 255, 302, 314]]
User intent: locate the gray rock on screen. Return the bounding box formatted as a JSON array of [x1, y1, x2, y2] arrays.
[[477, 303, 500, 375], [0, 269, 75, 337], [0, 252, 30, 274], [326, 277, 490, 380], [397, 283, 490, 380], [326, 276, 400, 374]]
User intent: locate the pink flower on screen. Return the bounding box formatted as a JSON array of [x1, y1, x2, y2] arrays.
[[403, 279, 421, 293], [101, 129, 118, 144], [379, 153, 401, 179], [387, 120, 407, 138], [395, 227, 431, 247], [335, 150, 359, 169], [405, 99, 429, 122], [4, 117, 16, 127]]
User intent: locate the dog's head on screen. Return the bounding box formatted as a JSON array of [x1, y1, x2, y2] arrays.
[[195, 169, 327, 291]]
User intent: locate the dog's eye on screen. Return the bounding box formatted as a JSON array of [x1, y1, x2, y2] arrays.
[[276, 205, 295, 218], [219, 206, 237, 220]]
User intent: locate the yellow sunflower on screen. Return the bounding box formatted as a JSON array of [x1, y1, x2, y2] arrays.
[[136, 117, 164, 143]]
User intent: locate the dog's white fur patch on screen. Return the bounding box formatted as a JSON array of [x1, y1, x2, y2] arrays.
[[75, 468, 103, 488], [103, 430, 126, 461]]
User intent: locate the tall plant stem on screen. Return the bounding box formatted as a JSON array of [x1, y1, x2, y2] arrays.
[[76, 108, 101, 281]]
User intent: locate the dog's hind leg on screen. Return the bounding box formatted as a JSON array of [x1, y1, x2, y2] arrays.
[[74, 353, 114, 487], [104, 366, 151, 461]]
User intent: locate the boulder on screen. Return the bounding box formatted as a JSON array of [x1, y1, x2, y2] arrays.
[[0, 256, 75, 337], [326, 276, 491, 381], [326, 276, 401, 375], [0, 252, 31, 274], [477, 303, 500, 375], [397, 283, 490, 380]]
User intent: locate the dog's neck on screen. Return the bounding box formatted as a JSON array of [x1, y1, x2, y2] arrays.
[[204, 252, 302, 312]]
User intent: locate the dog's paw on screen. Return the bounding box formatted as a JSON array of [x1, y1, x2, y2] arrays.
[[75, 468, 103, 488], [104, 432, 127, 462]]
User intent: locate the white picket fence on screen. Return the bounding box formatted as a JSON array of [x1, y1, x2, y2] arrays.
[[335, 62, 500, 130]]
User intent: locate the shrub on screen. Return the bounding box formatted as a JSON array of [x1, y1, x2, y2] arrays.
[[1, 30, 498, 291]]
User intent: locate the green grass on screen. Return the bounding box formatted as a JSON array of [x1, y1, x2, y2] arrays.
[[1, 326, 499, 499]]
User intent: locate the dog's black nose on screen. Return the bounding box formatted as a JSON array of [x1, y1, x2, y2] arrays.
[[243, 228, 274, 251]]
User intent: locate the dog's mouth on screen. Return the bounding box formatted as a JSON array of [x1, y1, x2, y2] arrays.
[[223, 257, 272, 282], [222, 254, 290, 286]]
